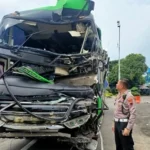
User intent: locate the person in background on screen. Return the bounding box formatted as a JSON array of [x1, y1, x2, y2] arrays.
[[112, 79, 136, 150]]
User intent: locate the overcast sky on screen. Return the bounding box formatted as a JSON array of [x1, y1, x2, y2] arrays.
[[0, 0, 150, 66]]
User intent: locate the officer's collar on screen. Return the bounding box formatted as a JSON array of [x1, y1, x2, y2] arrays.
[[118, 90, 130, 98], [119, 89, 128, 95]]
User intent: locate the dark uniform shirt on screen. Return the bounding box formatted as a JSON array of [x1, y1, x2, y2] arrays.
[[114, 90, 136, 130]]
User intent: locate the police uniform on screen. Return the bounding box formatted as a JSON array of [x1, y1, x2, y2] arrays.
[[114, 90, 136, 150]]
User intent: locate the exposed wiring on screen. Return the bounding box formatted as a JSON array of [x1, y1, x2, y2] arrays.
[[2, 62, 84, 122], [0, 60, 61, 122], [3, 76, 78, 122]]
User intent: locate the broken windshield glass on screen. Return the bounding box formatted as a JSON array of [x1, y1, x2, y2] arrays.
[[0, 17, 95, 54], [0, 18, 25, 45]]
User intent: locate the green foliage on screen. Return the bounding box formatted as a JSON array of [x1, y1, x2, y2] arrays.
[[105, 87, 117, 95], [132, 92, 140, 96], [111, 87, 118, 94], [132, 91, 140, 96], [108, 64, 118, 87], [131, 87, 139, 92], [105, 90, 113, 98], [131, 86, 140, 96], [109, 60, 118, 71], [108, 53, 148, 87], [105, 87, 111, 93], [139, 76, 146, 85]]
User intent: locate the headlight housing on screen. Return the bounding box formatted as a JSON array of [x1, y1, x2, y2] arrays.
[[64, 115, 90, 129]]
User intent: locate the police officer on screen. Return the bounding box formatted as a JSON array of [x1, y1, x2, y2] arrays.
[[112, 79, 136, 150]]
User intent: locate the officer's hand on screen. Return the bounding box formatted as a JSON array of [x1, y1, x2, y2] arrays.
[[112, 126, 114, 132], [122, 128, 130, 136], [112, 122, 115, 132]]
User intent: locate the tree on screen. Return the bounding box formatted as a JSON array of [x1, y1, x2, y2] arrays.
[[108, 53, 148, 88], [109, 60, 118, 71]]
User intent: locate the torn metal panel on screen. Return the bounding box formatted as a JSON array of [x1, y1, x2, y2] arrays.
[[5, 0, 94, 23], [3, 123, 64, 131], [1, 109, 87, 116], [56, 74, 97, 86], [0, 104, 69, 110], [0, 132, 71, 138], [2, 115, 63, 123], [0, 76, 95, 98], [55, 67, 69, 76]]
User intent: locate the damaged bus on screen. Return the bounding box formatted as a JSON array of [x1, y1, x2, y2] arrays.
[[0, 0, 109, 149]]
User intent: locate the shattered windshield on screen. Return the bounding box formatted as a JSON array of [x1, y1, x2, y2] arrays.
[[0, 18, 24, 45], [0, 17, 95, 54]]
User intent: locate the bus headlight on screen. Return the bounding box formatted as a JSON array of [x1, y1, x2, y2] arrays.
[[64, 115, 90, 129]]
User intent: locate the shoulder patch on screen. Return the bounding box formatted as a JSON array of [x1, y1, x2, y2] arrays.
[[127, 97, 134, 104]]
